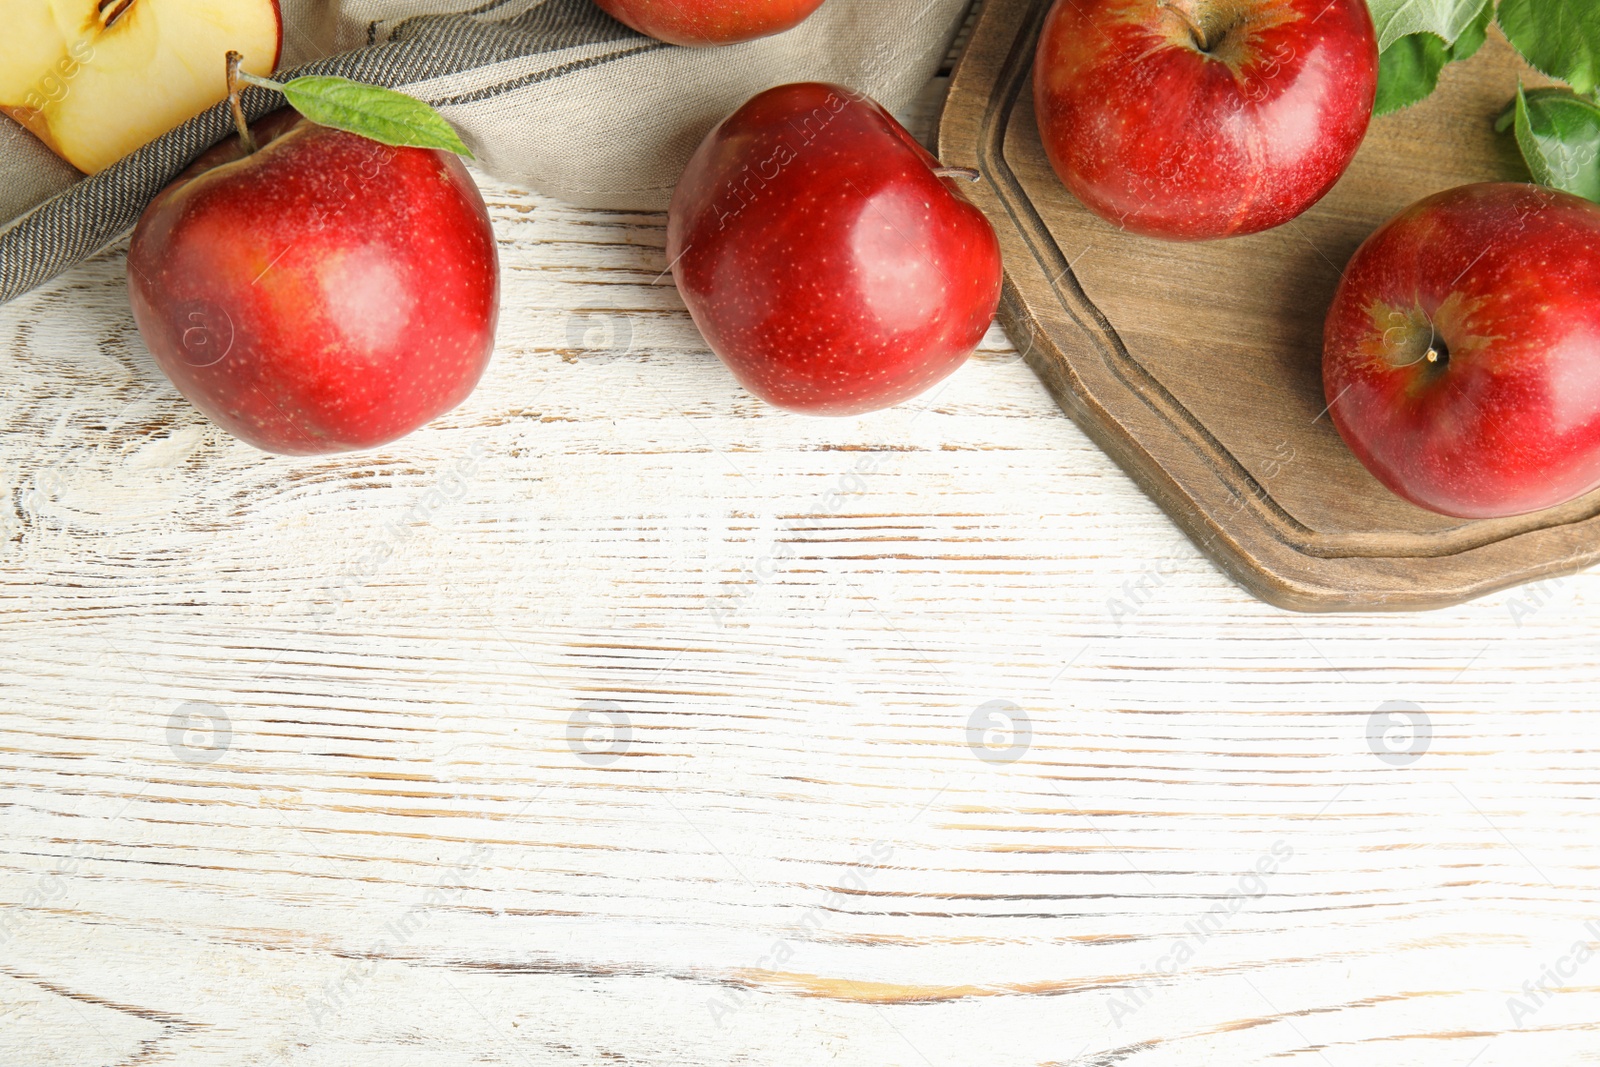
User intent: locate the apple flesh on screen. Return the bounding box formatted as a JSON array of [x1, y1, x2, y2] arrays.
[[1323, 182, 1600, 519], [1033, 0, 1377, 239], [667, 82, 1003, 415], [127, 109, 499, 455], [591, 0, 827, 46], [0, 0, 282, 174]]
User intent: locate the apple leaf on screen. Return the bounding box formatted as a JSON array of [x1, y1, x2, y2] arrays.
[[1447, 1, 1493, 59], [1375, 2, 1492, 115], [1376, 35, 1450, 115], [1509, 85, 1600, 201], [1367, 0, 1493, 51], [278, 76, 474, 158], [1497, 0, 1600, 95]]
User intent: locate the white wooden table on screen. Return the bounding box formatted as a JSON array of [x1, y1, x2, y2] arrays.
[[5, 81, 1600, 1067]]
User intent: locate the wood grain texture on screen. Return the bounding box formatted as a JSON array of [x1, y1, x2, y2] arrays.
[[939, 0, 1600, 611], [6, 30, 1600, 1067]]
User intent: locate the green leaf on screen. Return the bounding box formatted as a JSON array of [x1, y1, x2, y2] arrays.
[[1374, 1, 1493, 116], [1497, 0, 1600, 95], [278, 76, 473, 158], [1511, 84, 1600, 201], [1447, 0, 1493, 59], [1377, 33, 1450, 115], [1367, 0, 1492, 51]]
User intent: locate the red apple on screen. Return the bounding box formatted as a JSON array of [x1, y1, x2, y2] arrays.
[[667, 82, 1003, 415], [590, 0, 827, 46], [1323, 182, 1600, 519], [127, 108, 499, 455], [1033, 0, 1377, 240]]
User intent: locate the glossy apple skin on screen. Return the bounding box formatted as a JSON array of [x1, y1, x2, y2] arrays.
[[128, 110, 499, 455], [1323, 183, 1600, 519], [667, 83, 1003, 415], [1033, 0, 1377, 239], [591, 0, 827, 45]]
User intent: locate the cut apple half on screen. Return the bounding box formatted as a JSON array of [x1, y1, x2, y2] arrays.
[[0, 0, 282, 174]]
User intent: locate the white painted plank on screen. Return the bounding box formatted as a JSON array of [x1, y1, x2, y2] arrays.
[[3, 97, 1600, 1067]]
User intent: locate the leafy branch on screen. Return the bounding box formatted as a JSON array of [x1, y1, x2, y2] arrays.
[[1370, 0, 1600, 201], [225, 51, 473, 159]]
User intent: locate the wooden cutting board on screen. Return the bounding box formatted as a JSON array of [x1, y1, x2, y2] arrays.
[[937, 0, 1600, 612]]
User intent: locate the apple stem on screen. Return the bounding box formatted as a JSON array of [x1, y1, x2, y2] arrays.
[[98, 0, 135, 30], [934, 166, 982, 183], [225, 52, 259, 155], [1159, 0, 1212, 51]]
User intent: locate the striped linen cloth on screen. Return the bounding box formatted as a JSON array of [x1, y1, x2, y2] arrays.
[[0, 0, 972, 303]]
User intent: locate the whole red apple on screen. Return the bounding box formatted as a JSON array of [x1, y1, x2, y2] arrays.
[[1033, 0, 1377, 240], [1323, 182, 1600, 519], [667, 82, 1003, 415], [127, 108, 499, 455], [590, 0, 827, 45]]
